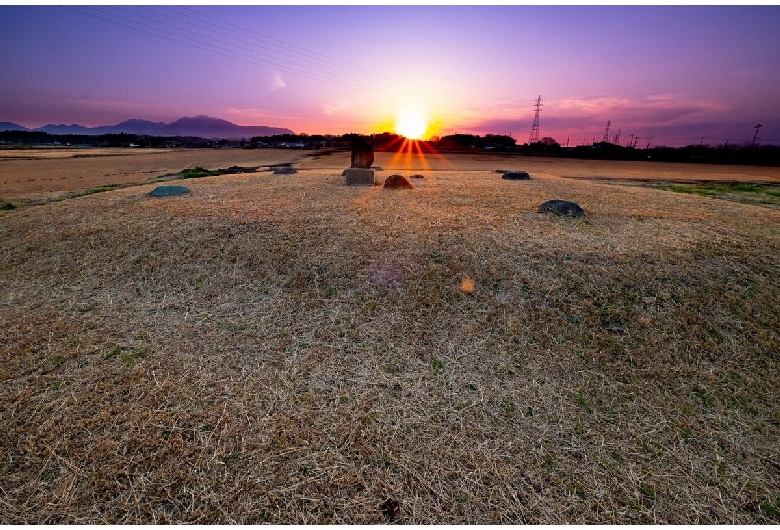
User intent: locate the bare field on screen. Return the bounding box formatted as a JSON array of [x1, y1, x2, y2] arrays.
[[0, 147, 173, 160], [1, 153, 779, 523], [3, 147, 779, 205], [0, 148, 312, 202]]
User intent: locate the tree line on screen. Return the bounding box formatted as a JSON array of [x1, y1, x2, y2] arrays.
[[2, 129, 778, 166]]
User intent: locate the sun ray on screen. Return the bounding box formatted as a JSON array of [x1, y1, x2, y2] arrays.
[[389, 137, 414, 170], [412, 140, 429, 172]]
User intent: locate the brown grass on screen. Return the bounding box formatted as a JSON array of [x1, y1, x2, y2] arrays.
[[0, 148, 312, 203], [1, 150, 779, 523]]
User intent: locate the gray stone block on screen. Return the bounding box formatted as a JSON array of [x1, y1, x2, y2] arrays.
[[345, 168, 375, 186]]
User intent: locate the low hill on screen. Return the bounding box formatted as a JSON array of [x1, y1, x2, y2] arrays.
[[2, 116, 293, 139], [0, 122, 29, 132]]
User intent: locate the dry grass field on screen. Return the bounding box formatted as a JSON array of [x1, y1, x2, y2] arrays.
[[0, 148, 310, 204], [1, 148, 779, 523]]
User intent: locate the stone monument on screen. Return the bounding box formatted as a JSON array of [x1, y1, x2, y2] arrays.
[[344, 139, 375, 186]]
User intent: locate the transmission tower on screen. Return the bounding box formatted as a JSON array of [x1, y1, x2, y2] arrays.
[[529, 95, 542, 143], [613, 128, 621, 145], [753, 123, 762, 147], [603, 120, 611, 143]]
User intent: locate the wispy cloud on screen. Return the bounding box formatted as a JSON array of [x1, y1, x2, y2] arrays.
[[72, 98, 157, 110], [225, 107, 279, 121], [555, 95, 728, 122], [270, 71, 286, 92], [323, 100, 352, 116], [453, 94, 731, 136]]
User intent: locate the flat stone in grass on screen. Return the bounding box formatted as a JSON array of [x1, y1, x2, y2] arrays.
[[273, 166, 297, 174], [150, 185, 190, 197], [538, 199, 585, 217], [384, 174, 413, 189], [502, 171, 531, 180]]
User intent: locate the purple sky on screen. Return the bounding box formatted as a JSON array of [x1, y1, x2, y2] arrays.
[[2, 5, 780, 146]]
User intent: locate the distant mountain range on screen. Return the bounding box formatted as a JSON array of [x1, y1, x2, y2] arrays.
[[0, 116, 294, 139]]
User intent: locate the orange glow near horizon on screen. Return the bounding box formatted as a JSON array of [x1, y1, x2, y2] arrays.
[[386, 137, 451, 172]]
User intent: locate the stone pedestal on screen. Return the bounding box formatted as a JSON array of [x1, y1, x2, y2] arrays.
[[345, 168, 375, 186]]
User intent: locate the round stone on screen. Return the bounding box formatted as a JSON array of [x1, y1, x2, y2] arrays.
[[538, 199, 585, 217], [384, 174, 413, 189], [502, 171, 531, 180]]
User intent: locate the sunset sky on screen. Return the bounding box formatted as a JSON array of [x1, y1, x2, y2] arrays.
[[2, 5, 780, 147]]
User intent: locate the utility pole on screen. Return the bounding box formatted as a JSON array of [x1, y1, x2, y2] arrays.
[[603, 120, 611, 143], [752, 124, 762, 147], [528, 95, 542, 143]]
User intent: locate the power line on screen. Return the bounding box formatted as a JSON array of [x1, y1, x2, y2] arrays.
[[62, 6, 265, 74], [65, 6, 418, 101], [231, 6, 367, 55], [143, 6, 398, 92], [175, 7, 403, 87], [97, 6, 395, 96], [175, 6, 477, 103], [228, 6, 477, 100], [68, 5, 477, 107]]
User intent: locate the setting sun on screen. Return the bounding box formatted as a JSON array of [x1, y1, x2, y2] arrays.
[[394, 109, 429, 140]]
